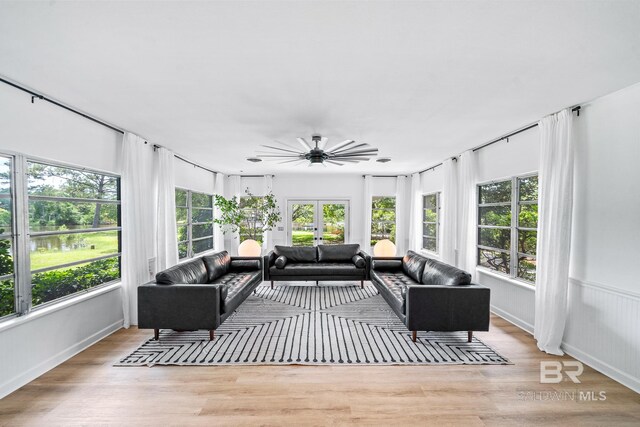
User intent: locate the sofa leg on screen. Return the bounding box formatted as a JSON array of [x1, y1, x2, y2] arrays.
[[316, 280, 319, 286], [154, 329, 159, 341], [468, 331, 473, 342], [270, 281, 274, 289], [412, 331, 417, 342], [209, 330, 215, 341], [360, 280, 364, 289]]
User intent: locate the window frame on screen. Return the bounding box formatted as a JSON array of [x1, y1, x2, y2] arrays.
[[476, 172, 538, 285], [1, 151, 122, 321], [176, 188, 214, 259], [370, 196, 397, 246], [421, 192, 440, 255]]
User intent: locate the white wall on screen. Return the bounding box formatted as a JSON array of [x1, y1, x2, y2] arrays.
[[0, 84, 124, 398]]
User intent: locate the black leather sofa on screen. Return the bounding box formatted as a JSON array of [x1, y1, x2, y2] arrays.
[[263, 244, 370, 289], [370, 250, 490, 342], [138, 251, 262, 340]]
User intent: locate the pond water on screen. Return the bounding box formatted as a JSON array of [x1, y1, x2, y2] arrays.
[[30, 225, 116, 252]]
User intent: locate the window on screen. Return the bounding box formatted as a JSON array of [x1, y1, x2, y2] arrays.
[[371, 196, 396, 247], [239, 196, 264, 245], [27, 161, 121, 307], [1, 154, 122, 320], [176, 189, 214, 259], [477, 174, 538, 284], [422, 192, 440, 253], [0, 156, 15, 318]]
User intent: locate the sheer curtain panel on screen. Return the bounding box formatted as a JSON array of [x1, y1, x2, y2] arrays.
[[534, 109, 575, 355], [121, 132, 154, 327], [362, 175, 373, 253], [227, 175, 242, 255], [394, 175, 407, 254], [262, 175, 274, 253], [456, 150, 477, 279], [213, 172, 226, 251], [408, 173, 422, 252], [441, 158, 457, 265], [155, 147, 178, 272]]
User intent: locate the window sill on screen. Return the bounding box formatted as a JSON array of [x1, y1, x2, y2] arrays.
[[0, 281, 122, 334], [476, 267, 535, 291]]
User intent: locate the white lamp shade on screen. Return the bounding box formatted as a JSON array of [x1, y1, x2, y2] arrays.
[[238, 239, 262, 257], [373, 239, 397, 257]]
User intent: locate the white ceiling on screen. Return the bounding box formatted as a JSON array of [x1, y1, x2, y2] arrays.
[[1, 1, 639, 174]]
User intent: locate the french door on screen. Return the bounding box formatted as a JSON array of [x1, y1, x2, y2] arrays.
[[287, 200, 349, 246]]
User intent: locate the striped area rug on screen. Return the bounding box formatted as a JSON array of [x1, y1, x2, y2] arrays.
[[117, 282, 509, 366]]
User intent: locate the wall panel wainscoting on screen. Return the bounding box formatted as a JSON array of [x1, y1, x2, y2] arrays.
[[564, 278, 640, 393]]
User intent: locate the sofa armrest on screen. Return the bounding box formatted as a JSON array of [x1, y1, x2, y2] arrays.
[[229, 256, 262, 272], [405, 284, 491, 332], [358, 250, 372, 279], [371, 256, 403, 272], [138, 283, 223, 330], [263, 250, 276, 280]]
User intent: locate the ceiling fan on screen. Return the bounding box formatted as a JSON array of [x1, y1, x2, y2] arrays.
[[256, 134, 378, 167]]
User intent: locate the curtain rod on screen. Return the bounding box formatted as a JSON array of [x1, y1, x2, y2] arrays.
[[361, 175, 408, 178], [415, 106, 581, 174], [228, 174, 272, 178], [1, 76, 221, 175]]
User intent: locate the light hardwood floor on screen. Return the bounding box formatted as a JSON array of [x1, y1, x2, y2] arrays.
[[1, 314, 639, 426]]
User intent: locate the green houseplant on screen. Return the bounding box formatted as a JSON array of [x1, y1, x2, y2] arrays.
[[213, 188, 281, 244]]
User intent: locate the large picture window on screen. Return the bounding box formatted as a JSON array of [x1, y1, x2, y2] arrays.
[[176, 189, 214, 259], [0, 156, 16, 318], [1, 154, 122, 320], [371, 196, 396, 247], [422, 192, 440, 253], [477, 174, 538, 284]]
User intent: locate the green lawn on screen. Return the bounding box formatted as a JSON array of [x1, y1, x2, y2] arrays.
[[30, 232, 119, 271], [292, 230, 344, 246]]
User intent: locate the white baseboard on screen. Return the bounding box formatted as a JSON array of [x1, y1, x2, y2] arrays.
[[491, 305, 534, 335], [0, 319, 123, 399], [562, 342, 640, 394]]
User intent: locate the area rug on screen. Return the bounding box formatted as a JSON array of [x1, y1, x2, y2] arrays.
[[117, 283, 510, 366]]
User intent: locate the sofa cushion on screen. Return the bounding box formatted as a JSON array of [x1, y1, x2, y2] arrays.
[[317, 244, 360, 262], [269, 262, 363, 277], [211, 271, 261, 313], [352, 254, 366, 268], [275, 255, 287, 269], [402, 251, 427, 283], [155, 258, 208, 285], [274, 245, 317, 262], [371, 270, 420, 314], [372, 259, 403, 271], [421, 257, 472, 286], [202, 251, 231, 282]]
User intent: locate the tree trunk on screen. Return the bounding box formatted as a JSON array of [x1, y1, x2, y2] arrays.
[[92, 176, 105, 228]]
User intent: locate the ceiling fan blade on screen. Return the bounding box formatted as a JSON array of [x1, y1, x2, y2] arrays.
[[318, 137, 329, 150], [330, 142, 369, 154], [331, 157, 371, 161], [273, 140, 302, 151], [278, 158, 307, 164], [326, 160, 344, 166], [297, 137, 312, 151], [257, 154, 304, 158], [326, 139, 355, 152], [332, 148, 378, 157], [260, 144, 304, 155]]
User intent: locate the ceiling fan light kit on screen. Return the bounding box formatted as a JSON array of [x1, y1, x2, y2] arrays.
[[257, 134, 378, 167]]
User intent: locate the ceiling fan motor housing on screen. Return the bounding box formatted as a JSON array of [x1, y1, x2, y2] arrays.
[[305, 147, 328, 163]]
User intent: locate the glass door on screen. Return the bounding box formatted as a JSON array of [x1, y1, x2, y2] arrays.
[[287, 200, 349, 246]]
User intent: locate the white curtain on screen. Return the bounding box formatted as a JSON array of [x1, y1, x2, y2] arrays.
[[121, 132, 154, 328], [534, 109, 575, 355], [394, 176, 407, 254], [362, 175, 373, 253], [408, 173, 422, 252], [227, 175, 242, 255], [262, 174, 274, 254], [441, 158, 457, 265], [456, 150, 477, 279], [213, 172, 226, 252], [155, 147, 178, 272]]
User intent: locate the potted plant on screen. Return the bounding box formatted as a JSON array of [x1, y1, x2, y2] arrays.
[[213, 188, 281, 256]]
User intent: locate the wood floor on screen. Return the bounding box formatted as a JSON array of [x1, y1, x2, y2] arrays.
[[1, 314, 639, 426]]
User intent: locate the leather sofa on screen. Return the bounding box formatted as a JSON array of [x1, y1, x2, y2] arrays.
[[138, 251, 262, 340], [263, 244, 370, 289], [370, 250, 490, 342]]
